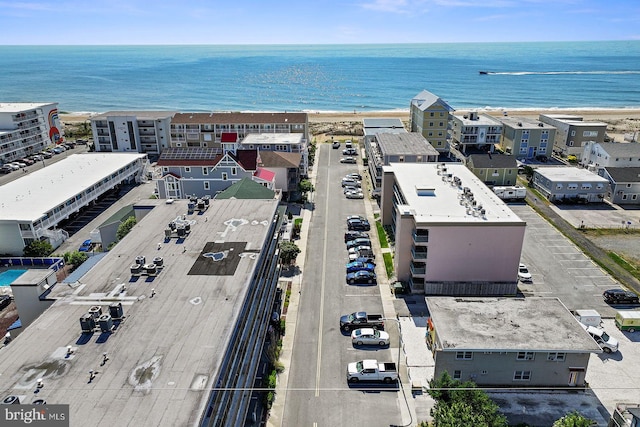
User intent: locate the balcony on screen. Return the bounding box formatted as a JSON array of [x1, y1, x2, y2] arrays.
[[410, 262, 426, 276], [411, 247, 428, 260], [412, 231, 429, 244]]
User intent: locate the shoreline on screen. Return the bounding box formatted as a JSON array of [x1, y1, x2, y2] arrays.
[[60, 107, 640, 123]]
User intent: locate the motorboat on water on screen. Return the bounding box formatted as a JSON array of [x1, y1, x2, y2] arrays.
[[479, 71, 489, 75]]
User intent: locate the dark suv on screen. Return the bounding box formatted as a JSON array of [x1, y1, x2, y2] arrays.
[[603, 288, 640, 304], [347, 218, 370, 231]]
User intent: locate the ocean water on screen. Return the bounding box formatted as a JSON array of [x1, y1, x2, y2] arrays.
[[1, 41, 639, 113]]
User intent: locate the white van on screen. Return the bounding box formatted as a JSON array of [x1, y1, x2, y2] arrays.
[[345, 140, 353, 149]]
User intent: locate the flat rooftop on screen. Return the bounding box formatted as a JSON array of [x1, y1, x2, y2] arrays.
[[241, 132, 303, 145], [0, 102, 54, 113], [426, 297, 602, 352], [0, 197, 280, 425], [500, 116, 555, 130], [387, 163, 523, 225], [0, 153, 147, 222], [376, 133, 439, 156], [363, 118, 406, 136], [535, 166, 609, 182], [452, 113, 502, 126], [540, 114, 607, 126], [91, 111, 177, 120]]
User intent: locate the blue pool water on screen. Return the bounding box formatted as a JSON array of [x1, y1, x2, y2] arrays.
[[0, 270, 27, 287]]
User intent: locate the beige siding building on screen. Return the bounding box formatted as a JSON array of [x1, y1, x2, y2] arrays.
[[380, 163, 525, 295], [499, 116, 556, 160], [409, 90, 455, 153]]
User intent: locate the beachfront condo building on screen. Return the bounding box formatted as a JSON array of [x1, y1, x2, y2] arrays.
[[499, 116, 556, 160], [380, 162, 525, 295], [364, 131, 438, 196], [539, 114, 607, 159], [409, 90, 455, 153], [449, 112, 503, 158], [0, 102, 62, 165], [90, 111, 176, 157]]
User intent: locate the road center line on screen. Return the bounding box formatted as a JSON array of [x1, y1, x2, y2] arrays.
[[315, 147, 331, 397]]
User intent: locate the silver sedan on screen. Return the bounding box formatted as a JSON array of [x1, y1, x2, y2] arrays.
[[351, 328, 390, 346]]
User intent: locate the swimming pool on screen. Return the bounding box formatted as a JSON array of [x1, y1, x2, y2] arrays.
[[0, 269, 27, 287]]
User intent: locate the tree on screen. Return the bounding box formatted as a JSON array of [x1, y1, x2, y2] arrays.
[[116, 216, 137, 241], [552, 411, 596, 427], [64, 251, 89, 267], [427, 372, 507, 427], [299, 179, 314, 194], [279, 241, 301, 266], [23, 240, 54, 257]]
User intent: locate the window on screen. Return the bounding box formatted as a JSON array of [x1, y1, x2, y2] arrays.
[[456, 351, 472, 360], [556, 184, 563, 190], [428, 132, 433, 137], [440, 112, 444, 117], [623, 194, 628, 200], [581, 183, 592, 189], [453, 370, 462, 380], [633, 195, 638, 200], [429, 122, 434, 127], [583, 131, 598, 137], [596, 183, 604, 189], [162, 167, 168, 173], [571, 130, 576, 137], [547, 352, 566, 361], [514, 371, 531, 381], [516, 352, 534, 360], [222, 172, 228, 180], [185, 167, 191, 173], [567, 183, 578, 190], [203, 167, 208, 175], [438, 132, 443, 137], [204, 182, 210, 190], [430, 112, 435, 117], [569, 141, 574, 147], [627, 183, 632, 188], [439, 122, 444, 127]]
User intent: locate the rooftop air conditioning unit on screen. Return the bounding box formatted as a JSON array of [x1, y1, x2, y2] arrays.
[[88, 306, 102, 319], [98, 314, 113, 333], [152, 256, 164, 267], [130, 264, 142, 276], [109, 302, 124, 320], [2, 395, 21, 405], [80, 313, 96, 333], [135, 255, 146, 265]]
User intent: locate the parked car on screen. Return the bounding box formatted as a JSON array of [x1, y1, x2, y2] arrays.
[[347, 218, 370, 231], [346, 261, 376, 274], [346, 270, 377, 285], [348, 249, 375, 261], [341, 179, 361, 188], [20, 158, 34, 166], [75, 139, 88, 145], [340, 157, 357, 164], [78, 239, 92, 252], [41, 151, 53, 159], [352, 256, 375, 265], [344, 231, 369, 243], [345, 173, 362, 180], [31, 154, 43, 161], [346, 238, 372, 249], [0, 165, 13, 174], [0, 295, 12, 311], [347, 215, 367, 222], [343, 148, 358, 156], [535, 154, 548, 162], [603, 288, 640, 305], [582, 324, 619, 353], [343, 186, 360, 194], [348, 245, 372, 255], [332, 141, 341, 149], [351, 328, 390, 347], [340, 312, 385, 332], [51, 147, 63, 154], [518, 263, 532, 282], [5, 163, 20, 171], [345, 191, 364, 199]]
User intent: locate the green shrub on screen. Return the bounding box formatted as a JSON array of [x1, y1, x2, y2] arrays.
[[375, 220, 389, 248], [383, 253, 394, 278]]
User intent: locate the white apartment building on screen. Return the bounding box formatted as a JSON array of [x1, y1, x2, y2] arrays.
[[449, 112, 503, 156], [380, 163, 526, 295], [0, 153, 148, 255], [0, 102, 62, 164], [91, 111, 176, 156], [581, 141, 640, 175]]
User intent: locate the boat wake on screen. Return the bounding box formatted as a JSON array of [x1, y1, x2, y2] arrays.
[[485, 70, 640, 76]]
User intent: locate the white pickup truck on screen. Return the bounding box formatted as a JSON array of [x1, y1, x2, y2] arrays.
[[346, 359, 398, 383]]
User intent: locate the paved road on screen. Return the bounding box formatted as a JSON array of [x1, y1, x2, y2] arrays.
[[282, 145, 403, 426]]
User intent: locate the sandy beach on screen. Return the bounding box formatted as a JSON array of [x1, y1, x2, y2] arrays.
[[60, 108, 640, 142]]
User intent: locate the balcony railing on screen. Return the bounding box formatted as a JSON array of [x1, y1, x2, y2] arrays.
[[411, 248, 428, 260], [412, 232, 429, 243], [410, 263, 426, 275]]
